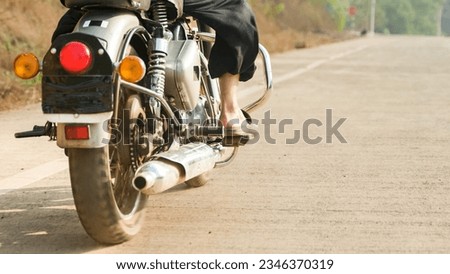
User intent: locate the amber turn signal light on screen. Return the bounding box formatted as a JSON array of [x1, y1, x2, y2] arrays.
[[13, 53, 40, 79], [118, 56, 146, 83]]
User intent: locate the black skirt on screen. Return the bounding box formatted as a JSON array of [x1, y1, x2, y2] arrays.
[[184, 0, 259, 81]]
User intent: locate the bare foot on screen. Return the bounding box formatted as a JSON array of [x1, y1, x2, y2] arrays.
[[219, 73, 245, 127], [219, 109, 247, 128]]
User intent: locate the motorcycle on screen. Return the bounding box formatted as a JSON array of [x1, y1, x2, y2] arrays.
[[13, 0, 272, 244]]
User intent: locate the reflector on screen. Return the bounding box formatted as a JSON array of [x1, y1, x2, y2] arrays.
[[119, 56, 146, 83], [60, 42, 93, 74], [13, 53, 40, 79], [65, 125, 90, 140]]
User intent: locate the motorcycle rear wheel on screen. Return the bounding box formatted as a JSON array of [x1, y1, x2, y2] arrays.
[[68, 146, 147, 244]]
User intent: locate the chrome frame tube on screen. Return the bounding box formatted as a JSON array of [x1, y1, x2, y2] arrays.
[[199, 51, 220, 124], [242, 44, 273, 113], [120, 80, 182, 128], [215, 147, 239, 168], [196, 32, 216, 43]]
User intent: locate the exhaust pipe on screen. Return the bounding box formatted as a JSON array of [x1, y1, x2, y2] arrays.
[[132, 143, 220, 195]]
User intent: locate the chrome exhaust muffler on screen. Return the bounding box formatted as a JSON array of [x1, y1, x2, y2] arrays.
[[132, 143, 221, 195]]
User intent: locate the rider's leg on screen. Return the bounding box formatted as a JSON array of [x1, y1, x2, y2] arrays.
[[218, 73, 247, 127], [184, 0, 259, 127]]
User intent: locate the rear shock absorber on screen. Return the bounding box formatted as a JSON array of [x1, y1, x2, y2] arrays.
[[148, 41, 168, 94], [152, 0, 169, 28], [148, 0, 172, 95]]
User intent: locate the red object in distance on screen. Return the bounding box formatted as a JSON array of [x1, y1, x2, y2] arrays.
[[349, 6, 357, 16]]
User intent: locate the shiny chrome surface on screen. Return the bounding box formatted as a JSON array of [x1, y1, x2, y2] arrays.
[[242, 44, 273, 113], [133, 143, 221, 195], [120, 80, 181, 128]]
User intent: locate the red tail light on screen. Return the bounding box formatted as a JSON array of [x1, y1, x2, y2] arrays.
[[65, 125, 90, 140], [59, 42, 92, 74]]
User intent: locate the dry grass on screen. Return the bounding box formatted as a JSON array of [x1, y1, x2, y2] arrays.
[[0, 0, 65, 110], [0, 0, 65, 63], [254, 0, 355, 53]]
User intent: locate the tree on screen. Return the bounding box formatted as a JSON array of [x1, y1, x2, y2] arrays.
[[442, 0, 450, 35], [349, 0, 445, 35], [380, 0, 415, 34], [410, 0, 445, 35], [319, 0, 350, 31]]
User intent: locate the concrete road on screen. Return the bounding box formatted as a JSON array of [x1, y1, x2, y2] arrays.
[[0, 35, 449, 254]]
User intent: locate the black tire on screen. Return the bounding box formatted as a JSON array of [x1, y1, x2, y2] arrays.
[[67, 95, 148, 245], [68, 146, 147, 244]]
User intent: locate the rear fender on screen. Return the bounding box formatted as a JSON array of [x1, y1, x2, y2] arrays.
[[73, 9, 142, 62]]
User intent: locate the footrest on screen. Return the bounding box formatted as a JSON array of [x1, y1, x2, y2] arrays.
[[15, 122, 56, 139], [195, 125, 224, 137], [222, 135, 250, 147]]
